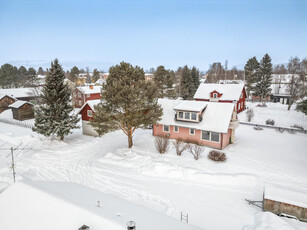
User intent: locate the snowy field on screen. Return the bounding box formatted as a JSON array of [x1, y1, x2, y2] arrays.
[[239, 102, 307, 129], [0, 106, 307, 229]]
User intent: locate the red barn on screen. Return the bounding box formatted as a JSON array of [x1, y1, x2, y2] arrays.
[[193, 83, 246, 113], [78, 100, 101, 137], [73, 85, 102, 108]]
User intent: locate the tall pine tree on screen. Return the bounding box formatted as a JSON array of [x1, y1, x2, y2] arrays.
[[90, 62, 162, 148], [254, 54, 273, 104], [33, 59, 79, 140], [191, 66, 200, 94], [180, 65, 194, 99], [154, 65, 175, 98], [244, 57, 259, 96]]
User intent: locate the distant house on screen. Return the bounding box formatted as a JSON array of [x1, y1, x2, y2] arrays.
[[193, 84, 246, 113], [78, 100, 100, 137], [9, 101, 34, 121], [145, 73, 154, 81], [153, 99, 239, 149], [0, 88, 41, 103], [94, 78, 106, 86], [0, 95, 17, 113], [100, 72, 109, 80], [72, 85, 102, 108]]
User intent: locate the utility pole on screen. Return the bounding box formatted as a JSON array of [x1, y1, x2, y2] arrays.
[[11, 147, 16, 182]]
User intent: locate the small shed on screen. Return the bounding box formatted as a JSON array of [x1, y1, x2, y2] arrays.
[[9, 101, 34, 121], [263, 186, 307, 221], [0, 95, 17, 113]]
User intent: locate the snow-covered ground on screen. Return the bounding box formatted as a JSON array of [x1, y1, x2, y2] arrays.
[[239, 102, 307, 129], [0, 115, 306, 229]]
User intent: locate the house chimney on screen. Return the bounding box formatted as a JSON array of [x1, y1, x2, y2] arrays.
[[89, 85, 93, 90]]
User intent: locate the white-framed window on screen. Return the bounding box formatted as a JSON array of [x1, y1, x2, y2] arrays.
[[173, 126, 179, 133], [238, 103, 241, 110], [163, 125, 170, 132], [78, 100, 82, 106], [211, 132, 220, 142], [86, 94, 90, 98], [184, 112, 190, 120], [178, 111, 183, 119], [78, 92, 81, 97], [189, 128, 195, 135], [87, 110, 93, 117], [201, 130, 220, 142], [191, 113, 197, 121], [201, 130, 210, 140], [213, 93, 217, 98]]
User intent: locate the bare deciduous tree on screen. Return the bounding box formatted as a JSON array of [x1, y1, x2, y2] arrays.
[[188, 144, 204, 160], [155, 136, 170, 154], [173, 138, 189, 156], [246, 109, 255, 122]]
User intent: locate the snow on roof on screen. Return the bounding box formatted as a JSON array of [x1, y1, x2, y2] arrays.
[[271, 74, 300, 84], [0, 181, 202, 230], [270, 83, 290, 96], [173, 100, 207, 112], [194, 83, 245, 101], [9, 100, 34, 108], [77, 86, 102, 94], [264, 185, 307, 209], [0, 87, 40, 99], [158, 99, 234, 133], [0, 94, 17, 101], [94, 79, 106, 85], [78, 99, 101, 114]]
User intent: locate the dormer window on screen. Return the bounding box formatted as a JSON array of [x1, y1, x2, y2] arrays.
[[179, 111, 183, 119], [184, 112, 190, 119], [191, 113, 197, 121], [213, 93, 217, 98]]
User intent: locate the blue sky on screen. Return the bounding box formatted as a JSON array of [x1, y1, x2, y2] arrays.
[[0, 0, 306, 71]]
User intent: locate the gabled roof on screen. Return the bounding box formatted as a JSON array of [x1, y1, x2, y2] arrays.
[[76, 86, 102, 94], [9, 100, 34, 109], [158, 99, 234, 133], [193, 84, 245, 101], [78, 99, 101, 114]]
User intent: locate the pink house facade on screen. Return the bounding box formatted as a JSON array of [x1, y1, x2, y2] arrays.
[[153, 100, 239, 149]]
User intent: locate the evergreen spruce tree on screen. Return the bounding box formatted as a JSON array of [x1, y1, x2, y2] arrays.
[[33, 59, 79, 140], [191, 66, 200, 94], [244, 57, 260, 96], [154, 65, 175, 98], [254, 54, 273, 104], [180, 65, 193, 99], [90, 62, 162, 148]]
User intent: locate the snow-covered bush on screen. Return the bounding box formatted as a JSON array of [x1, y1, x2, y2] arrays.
[[188, 144, 204, 160], [291, 124, 304, 130], [266, 119, 275, 125], [246, 109, 255, 122], [208, 150, 226, 162], [287, 129, 296, 134], [254, 126, 263, 131], [173, 139, 189, 156], [155, 136, 170, 154], [256, 103, 267, 107], [276, 128, 284, 133]]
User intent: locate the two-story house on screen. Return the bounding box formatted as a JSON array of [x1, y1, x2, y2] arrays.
[[72, 85, 102, 108], [193, 84, 246, 113], [153, 99, 239, 149]]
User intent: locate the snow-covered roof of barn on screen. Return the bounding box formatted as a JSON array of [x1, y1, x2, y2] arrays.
[[0, 94, 17, 101], [77, 86, 102, 94], [0, 88, 39, 99], [270, 83, 290, 96], [264, 185, 307, 209], [0, 181, 202, 230], [9, 100, 34, 109], [193, 83, 245, 101], [158, 99, 234, 133]]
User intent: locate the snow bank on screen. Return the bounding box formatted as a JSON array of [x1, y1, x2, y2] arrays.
[[0, 181, 202, 230]]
